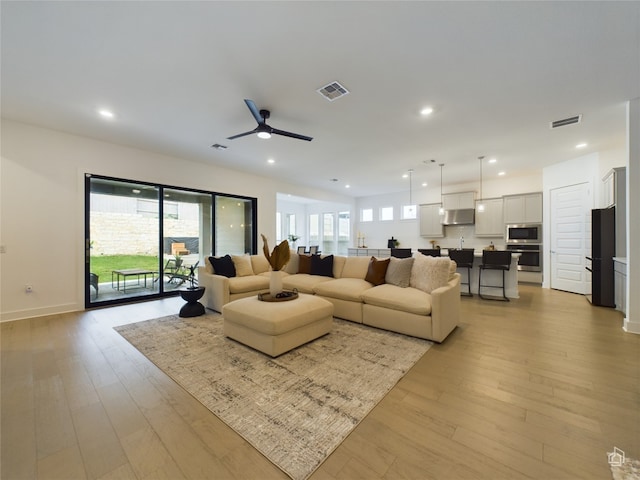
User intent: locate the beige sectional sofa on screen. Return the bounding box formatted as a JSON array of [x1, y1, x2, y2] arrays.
[[198, 252, 460, 343]]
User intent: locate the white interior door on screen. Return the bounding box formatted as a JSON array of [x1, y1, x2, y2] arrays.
[[550, 183, 591, 294]]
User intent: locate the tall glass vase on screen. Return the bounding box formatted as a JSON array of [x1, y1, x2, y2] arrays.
[[269, 270, 284, 297]]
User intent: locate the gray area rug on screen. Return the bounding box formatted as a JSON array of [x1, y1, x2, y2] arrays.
[[115, 313, 431, 480]]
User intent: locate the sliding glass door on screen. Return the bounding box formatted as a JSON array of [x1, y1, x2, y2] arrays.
[[85, 175, 256, 307], [162, 188, 213, 293]]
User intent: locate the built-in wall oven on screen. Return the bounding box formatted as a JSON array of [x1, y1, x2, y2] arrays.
[[506, 224, 542, 272], [506, 244, 542, 272]]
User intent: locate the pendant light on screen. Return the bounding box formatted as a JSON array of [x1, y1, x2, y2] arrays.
[[477, 156, 485, 212], [438, 163, 444, 215]]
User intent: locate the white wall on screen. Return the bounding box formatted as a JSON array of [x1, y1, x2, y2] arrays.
[[0, 120, 348, 321]]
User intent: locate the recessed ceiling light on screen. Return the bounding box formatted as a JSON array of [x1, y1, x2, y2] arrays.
[[422, 182, 428, 187], [576, 143, 588, 149], [498, 171, 506, 176], [345, 184, 351, 189], [132, 189, 141, 194], [420, 106, 434, 116], [488, 158, 497, 164], [267, 158, 275, 164], [402, 173, 409, 178], [98, 109, 115, 119]]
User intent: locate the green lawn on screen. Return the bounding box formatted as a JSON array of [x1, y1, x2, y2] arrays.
[[90, 255, 160, 282]]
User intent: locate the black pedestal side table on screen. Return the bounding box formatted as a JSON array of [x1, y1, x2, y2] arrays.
[[179, 286, 206, 317]]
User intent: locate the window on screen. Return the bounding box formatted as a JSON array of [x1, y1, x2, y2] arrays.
[[380, 206, 394, 221], [287, 214, 296, 240], [323, 213, 334, 253], [309, 214, 320, 244], [337, 211, 350, 255], [401, 204, 417, 220], [360, 208, 373, 222]]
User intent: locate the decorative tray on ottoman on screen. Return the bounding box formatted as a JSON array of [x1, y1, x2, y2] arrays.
[[258, 289, 299, 302]]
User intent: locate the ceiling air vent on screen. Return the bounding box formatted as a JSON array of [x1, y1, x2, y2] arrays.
[[550, 115, 582, 129], [211, 143, 228, 150], [317, 81, 349, 102]]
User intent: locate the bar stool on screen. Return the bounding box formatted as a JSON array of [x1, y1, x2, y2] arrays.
[[448, 248, 474, 296], [417, 248, 441, 257], [478, 250, 512, 301]]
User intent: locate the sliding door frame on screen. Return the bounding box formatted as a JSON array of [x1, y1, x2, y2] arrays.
[[84, 173, 257, 308]]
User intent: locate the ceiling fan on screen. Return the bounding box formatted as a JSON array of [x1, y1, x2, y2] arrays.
[[226, 99, 313, 142]]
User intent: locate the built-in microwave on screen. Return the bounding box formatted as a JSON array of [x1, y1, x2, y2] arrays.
[[506, 224, 542, 244]]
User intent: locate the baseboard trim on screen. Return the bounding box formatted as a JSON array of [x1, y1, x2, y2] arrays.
[[1, 303, 80, 322], [623, 315, 640, 335]]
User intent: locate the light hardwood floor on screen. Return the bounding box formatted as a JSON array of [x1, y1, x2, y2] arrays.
[[2, 285, 638, 479]]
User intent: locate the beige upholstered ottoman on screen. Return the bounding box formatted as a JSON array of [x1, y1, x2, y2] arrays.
[[222, 293, 334, 357]]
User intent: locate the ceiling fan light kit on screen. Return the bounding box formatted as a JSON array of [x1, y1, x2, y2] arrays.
[[227, 99, 313, 142]]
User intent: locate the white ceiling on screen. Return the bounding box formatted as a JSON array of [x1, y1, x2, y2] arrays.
[[2, 1, 639, 198]]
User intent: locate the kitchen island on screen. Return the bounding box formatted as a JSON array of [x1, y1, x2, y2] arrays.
[[443, 250, 520, 299]]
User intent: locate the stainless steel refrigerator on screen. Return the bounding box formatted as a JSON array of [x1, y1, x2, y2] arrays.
[[587, 206, 615, 307]]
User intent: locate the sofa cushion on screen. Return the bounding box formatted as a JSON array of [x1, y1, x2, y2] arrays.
[[283, 252, 299, 274], [251, 254, 271, 274], [341, 256, 371, 279], [232, 254, 254, 277], [209, 255, 236, 278], [313, 278, 374, 302], [331, 255, 347, 278], [228, 275, 269, 294], [361, 284, 432, 316], [283, 273, 333, 294], [364, 256, 389, 286], [385, 257, 414, 287], [311, 254, 334, 277], [448, 259, 458, 280], [410, 254, 452, 293], [298, 254, 312, 274]]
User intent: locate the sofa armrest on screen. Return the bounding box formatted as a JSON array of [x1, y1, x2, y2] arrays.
[[198, 266, 230, 313], [429, 273, 461, 342]]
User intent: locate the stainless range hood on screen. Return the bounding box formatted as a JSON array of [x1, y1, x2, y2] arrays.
[[442, 208, 475, 225]]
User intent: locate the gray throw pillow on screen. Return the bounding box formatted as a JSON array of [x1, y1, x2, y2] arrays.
[[385, 257, 414, 288]]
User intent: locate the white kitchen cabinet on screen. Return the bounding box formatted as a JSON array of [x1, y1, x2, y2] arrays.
[[419, 203, 444, 237], [503, 192, 542, 224], [602, 167, 626, 257], [442, 191, 475, 210], [475, 198, 504, 236], [614, 258, 627, 315]]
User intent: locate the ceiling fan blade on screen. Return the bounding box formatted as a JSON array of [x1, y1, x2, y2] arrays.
[[226, 129, 257, 140], [244, 99, 264, 124], [272, 128, 313, 142]]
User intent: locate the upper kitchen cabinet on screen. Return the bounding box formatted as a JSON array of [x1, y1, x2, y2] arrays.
[[475, 198, 504, 236], [603, 167, 625, 208], [419, 203, 444, 237], [503, 192, 543, 224], [442, 191, 476, 210], [602, 167, 626, 256]]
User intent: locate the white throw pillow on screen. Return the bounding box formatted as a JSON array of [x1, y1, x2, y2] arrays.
[[232, 254, 255, 277], [410, 254, 451, 293]]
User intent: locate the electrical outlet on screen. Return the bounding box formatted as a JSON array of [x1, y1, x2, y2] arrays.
[[25, 285, 33, 293], [0, 245, 6, 254]]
